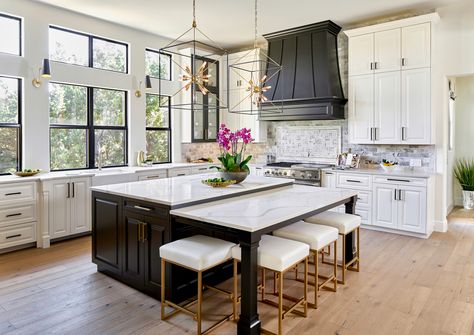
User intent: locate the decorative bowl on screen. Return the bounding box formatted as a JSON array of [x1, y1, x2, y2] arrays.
[[201, 179, 237, 188], [219, 171, 249, 184], [379, 163, 399, 172], [12, 170, 41, 177]]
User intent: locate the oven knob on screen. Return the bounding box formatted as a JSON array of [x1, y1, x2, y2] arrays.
[[283, 172, 287, 176], [291, 173, 296, 177]]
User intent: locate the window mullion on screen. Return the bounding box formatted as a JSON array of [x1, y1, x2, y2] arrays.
[[88, 87, 95, 169]]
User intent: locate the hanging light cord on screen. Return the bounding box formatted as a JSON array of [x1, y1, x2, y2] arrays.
[[254, 0, 258, 48]]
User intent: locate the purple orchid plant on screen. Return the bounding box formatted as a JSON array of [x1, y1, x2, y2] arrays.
[[212, 124, 254, 173]]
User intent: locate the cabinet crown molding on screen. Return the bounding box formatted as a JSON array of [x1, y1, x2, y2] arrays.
[[343, 12, 440, 37]]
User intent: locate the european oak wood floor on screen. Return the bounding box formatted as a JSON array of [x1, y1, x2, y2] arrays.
[[1, 217, 474, 335]]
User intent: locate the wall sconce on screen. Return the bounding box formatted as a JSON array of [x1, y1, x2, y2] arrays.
[[32, 59, 51, 88], [135, 75, 152, 97]]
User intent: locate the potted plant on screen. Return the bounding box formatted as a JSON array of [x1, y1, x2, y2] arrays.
[[454, 159, 474, 209], [212, 124, 254, 183]]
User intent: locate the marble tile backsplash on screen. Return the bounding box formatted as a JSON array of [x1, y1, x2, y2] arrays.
[[181, 142, 268, 164]]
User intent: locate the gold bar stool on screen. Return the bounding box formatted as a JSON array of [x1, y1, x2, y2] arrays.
[[304, 211, 361, 285], [232, 235, 309, 335], [159, 235, 237, 335], [273, 221, 339, 308]]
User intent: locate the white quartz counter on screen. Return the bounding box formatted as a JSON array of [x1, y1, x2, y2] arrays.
[[170, 185, 358, 232], [0, 162, 214, 183], [90, 174, 293, 208], [324, 167, 434, 178]]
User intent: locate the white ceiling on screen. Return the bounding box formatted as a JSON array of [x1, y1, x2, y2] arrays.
[[33, 0, 461, 48]]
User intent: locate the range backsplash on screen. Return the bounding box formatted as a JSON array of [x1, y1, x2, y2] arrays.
[[181, 10, 436, 170]]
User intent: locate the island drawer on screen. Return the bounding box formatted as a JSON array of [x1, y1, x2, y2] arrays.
[[0, 182, 36, 205], [0, 203, 37, 227], [137, 170, 168, 181], [0, 222, 36, 249], [123, 200, 168, 219], [337, 173, 372, 190], [168, 168, 192, 178]]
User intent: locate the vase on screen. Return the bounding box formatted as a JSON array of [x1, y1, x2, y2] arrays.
[[462, 190, 474, 210], [220, 171, 249, 184]]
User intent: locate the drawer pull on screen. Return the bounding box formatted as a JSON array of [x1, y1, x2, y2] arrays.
[[325, 172, 333, 175], [387, 178, 410, 183], [6, 213, 22, 218], [132, 205, 152, 212], [146, 176, 160, 179], [346, 179, 361, 183], [177, 173, 186, 176], [5, 192, 21, 196], [198, 168, 207, 171], [6, 234, 22, 239]]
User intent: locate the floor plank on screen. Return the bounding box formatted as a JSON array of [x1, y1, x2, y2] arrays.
[[0, 214, 473, 335]]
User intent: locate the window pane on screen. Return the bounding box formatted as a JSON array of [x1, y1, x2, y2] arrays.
[[49, 83, 87, 125], [50, 128, 87, 170], [49, 28, 89, 66], [0, 77, 19, 124], [93, 38, 127, 73], [145, 50, 171, 80], [0, 128, 19, 173], [95, 129, 125, 167], [0, 15, 20, 56], [93, 89, 125, 126], [146, 95, 169, 128], [146, 130, 169, 163]]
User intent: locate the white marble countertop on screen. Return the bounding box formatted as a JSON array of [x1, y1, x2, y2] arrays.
[[90, 174, 294, 208], [323, 167, 434, 178], [170, 185, 358, 232], [0, 162, 214, 184]]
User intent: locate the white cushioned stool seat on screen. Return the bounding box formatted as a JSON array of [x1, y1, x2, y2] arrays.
[[160, 235, 236, 271], [304, 211, 361, 235], [273, 221, 338, 250], [232, 235, 309, 272]]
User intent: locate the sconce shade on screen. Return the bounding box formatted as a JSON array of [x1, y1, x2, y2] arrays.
[[145, 75, 152, 89], [41, 59, 51, 78]]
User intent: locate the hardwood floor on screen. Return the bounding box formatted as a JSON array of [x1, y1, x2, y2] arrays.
[[1, 219, 474, 335]]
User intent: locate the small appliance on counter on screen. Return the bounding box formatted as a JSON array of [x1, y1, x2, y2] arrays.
[[263, 162, 333, 186]]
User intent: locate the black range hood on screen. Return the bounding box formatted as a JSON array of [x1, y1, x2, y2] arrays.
[[260, 21, 347, 121]]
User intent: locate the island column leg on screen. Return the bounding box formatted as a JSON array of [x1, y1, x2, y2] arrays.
[[237, 232, 261, 335], [344, 195, 358, 263]]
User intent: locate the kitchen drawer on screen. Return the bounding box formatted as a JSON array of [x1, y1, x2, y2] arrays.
[[337, 173, 372, 190], [373, 176, 427, 187], [0, 182, 36, 205], [191, 165, 213, 175], [168, 168, 192, 178], [137, 170, 168, 181], [355, 190, 371, 207], [0, 222, 36, 249], [0, 203, 37, 227], [355, 207, 370, 225]]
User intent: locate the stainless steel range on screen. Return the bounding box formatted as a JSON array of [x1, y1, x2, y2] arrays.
[[264, 162, 333, 186]]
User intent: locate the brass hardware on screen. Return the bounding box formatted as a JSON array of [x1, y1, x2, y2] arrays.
[[132, 205, 152, 212], [142, 222, 147, 241]]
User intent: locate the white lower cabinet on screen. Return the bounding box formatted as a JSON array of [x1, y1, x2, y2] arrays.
[[43, 177, 91, 240], [372, 181, 427, 234]]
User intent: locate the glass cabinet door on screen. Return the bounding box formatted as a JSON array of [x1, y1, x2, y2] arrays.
[[193, 92, 205, 140], [207, 94, 218, 140]]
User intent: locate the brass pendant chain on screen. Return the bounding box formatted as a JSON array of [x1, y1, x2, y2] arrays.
[[253, 0, 258, 49]]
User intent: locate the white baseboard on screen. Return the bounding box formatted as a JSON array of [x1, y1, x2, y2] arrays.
[[434, 220, 448, 233], [361, 225, 430, 239]]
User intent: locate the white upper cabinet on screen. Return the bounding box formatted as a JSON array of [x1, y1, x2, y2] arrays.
[[348, 34, 374, 76], [349, 74, 374, 144], [374, 29, 401, 72], [346, 14, 436, 145], [401, 68, 431, 144], [401, 23, 431, 70], [374, 71, 401, 143]]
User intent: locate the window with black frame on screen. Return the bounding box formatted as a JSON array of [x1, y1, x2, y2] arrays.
[[0, 13, 21, 56], [49, 26, 128, 73], [49, 83, 127, 170], [0, 76, 21, 174], [146, 94, 171, 163], [145, 49, 171, 80]]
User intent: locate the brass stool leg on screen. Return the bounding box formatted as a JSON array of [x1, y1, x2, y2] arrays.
[[356, 227, 361, 272], [161, 258, 166, 319], [261, 268, 266, 301], [273, 272, 278, 294], [304, 257, 308, 317], [233, 259, 238, 320], [314, 250, 319, 309], [278, 271, 283, 335], [333, 240, 337, 292], [197, 271, 202, 334], [341, 234, 346, 285]]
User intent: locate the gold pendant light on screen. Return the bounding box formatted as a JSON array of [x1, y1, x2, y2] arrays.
[[158, 0, 228, 112], [227, 0, 283, 116]]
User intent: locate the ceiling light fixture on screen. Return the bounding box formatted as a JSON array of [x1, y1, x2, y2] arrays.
[[158, 0, 228, 112], [227, 0, 283, 115]]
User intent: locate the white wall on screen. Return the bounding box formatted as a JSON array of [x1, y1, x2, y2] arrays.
[[432, 0, 474, 231], [453, 75, 474, 205], [0, 0, 183, 171]]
